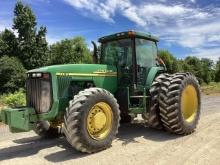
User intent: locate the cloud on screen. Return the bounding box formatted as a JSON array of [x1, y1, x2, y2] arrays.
[[191, 47, 220, 62], [161, 21, 220, 48], [64, 0, 116, 22], [121, 4, 210, 28], [63, 0, 220, 61]]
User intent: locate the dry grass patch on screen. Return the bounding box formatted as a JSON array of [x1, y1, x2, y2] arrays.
[[201, 82, 220, 95]]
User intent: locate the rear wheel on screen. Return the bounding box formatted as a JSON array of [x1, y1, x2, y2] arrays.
[[63, 88, 120, 153], [159, 73, 201, 134], [144, 74, 171, 129]]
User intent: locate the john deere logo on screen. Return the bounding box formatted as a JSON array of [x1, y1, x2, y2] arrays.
[[93, 69, 114, 74]]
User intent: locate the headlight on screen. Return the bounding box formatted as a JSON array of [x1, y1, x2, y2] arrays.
[[30, 73, 42, 78]]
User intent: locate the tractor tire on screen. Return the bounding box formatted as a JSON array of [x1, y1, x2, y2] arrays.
[[63, 88, 120, 153], [159, 73, 201, 135], [34, 121, 60, 138], [144, 73, 171, 129]]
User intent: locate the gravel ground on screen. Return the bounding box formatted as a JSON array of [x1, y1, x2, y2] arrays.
[[0, 95, 220, 165]]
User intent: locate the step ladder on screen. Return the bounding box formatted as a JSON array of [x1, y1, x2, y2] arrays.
[[128, 87, 150, 114]]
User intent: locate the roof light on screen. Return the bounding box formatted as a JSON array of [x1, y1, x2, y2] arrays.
[[128, 31, 135, 37]]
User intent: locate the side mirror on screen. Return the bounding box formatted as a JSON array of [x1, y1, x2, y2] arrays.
[[156, 57, 167, 71], [91, 41, 98, 64]]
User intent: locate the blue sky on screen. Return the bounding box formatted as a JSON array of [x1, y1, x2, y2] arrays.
[[0, 0, 220, 61]]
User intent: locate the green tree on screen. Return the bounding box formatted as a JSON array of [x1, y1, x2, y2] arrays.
[[0, 29, 19, 58], [0, 56, 26, 93], [216, 58, 220, 82], [182, 56, 203, 83], [13, 1, 48, 69], [158, 49, 179, 73], [200, 58, 214, 84], [49, 37, 92, 65], [181, 57, 215, 84]]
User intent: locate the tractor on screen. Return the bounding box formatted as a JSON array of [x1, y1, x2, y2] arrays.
[[0, 31, 201, 153]]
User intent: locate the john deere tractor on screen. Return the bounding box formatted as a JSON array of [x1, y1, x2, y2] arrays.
[[0, 31, 201, 153]]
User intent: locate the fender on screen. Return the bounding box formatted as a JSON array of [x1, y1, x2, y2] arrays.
[[145, 66, 164, 89]]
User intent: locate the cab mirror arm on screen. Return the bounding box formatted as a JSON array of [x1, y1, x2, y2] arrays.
[[91, 41, 98, 64]]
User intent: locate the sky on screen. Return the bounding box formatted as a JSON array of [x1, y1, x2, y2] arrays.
[[0, 0, 220, 61]]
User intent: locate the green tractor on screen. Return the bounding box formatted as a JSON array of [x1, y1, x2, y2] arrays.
[[0, 31, 201, 153]]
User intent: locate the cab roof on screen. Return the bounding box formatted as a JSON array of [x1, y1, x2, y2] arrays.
[[98, 31, 159, 43]]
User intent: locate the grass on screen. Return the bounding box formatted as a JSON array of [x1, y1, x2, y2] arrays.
[[201, 82, 220, 95]]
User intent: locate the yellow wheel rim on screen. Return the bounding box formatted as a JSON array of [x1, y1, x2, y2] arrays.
[[181, 85, 198, 123], [87, 102, 113, 140]]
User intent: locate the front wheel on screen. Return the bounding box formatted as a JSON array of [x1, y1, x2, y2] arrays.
[[63, 88, 120, 153]]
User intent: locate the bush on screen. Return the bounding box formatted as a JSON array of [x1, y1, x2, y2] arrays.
[[0, 89, 26, 108], [0, 55, 26, 93]]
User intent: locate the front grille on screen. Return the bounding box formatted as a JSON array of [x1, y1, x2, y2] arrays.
[[26, 78, 52, 113], [57, 76, 72, 98]]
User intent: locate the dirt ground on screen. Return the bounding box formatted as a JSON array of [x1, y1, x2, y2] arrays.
[[0, 95, 220, 165]]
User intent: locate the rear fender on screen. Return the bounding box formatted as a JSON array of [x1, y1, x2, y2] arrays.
[[145, 66, 164, 89]]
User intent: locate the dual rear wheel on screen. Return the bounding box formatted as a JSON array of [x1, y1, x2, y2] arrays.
[[148, 73, 201, 134]]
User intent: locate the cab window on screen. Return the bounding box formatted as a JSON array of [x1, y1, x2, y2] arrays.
[[135, 39, 157, 68], [101, 39, 132, 66]]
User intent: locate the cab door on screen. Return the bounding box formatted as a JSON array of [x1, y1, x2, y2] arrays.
[[135, 38, 158, 88]]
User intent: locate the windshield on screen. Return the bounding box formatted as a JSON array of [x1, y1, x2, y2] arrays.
[[101, 39, 132, 66]]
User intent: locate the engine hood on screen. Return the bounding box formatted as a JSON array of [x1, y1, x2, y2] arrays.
[[27, 64, 117, 76]]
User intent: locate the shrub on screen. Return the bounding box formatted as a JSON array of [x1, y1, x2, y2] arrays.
[[0, 55, 26, 93], [0, 89, 26, 108]]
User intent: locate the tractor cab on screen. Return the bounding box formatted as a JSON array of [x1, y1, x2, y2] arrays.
[[95, 31, 162, 88], [93, 31, 164, 115]]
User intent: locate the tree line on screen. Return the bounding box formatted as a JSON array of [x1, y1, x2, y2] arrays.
[[0, 1, 219, 94], [158, 50, 220, 84]]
